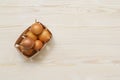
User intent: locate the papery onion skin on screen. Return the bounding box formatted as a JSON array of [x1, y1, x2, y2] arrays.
[[39, 29, 51, 43], [34, 40, 43, 51], [31, 23, 43, 35], [26, 31, 37, 41], [20, 37, 35, 49]]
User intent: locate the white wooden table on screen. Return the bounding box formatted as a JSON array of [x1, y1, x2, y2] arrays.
[[0, 0, 120, 80]]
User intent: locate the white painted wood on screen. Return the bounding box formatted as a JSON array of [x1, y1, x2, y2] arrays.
[[0, 0, 120, 80]]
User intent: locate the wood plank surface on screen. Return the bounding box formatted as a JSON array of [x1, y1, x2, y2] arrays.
[[0, 0, 120, 80]]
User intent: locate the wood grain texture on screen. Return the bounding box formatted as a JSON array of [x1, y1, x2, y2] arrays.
[[0, 0, 120, 80]]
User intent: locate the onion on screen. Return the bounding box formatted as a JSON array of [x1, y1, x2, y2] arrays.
[[19, 46, 35, 57], [31, 22, 43, 35], [20, 37, 34, 49], [34, 40, 43, 51], [23, 49, 35, 57], [39, 29, 51, 43], [26, 31, 37, 41]]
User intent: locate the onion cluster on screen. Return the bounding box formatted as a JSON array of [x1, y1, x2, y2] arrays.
[[18, 22, 52, 57]]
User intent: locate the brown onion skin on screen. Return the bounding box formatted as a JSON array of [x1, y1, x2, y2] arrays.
[[19, 46, 35, 57], [26, 31, 37, 41], [23, 49, 35, 57], [20, 37, 35, 49], [31, 22, 43, 35], [39, 29, 51, 43], [34, 40, 43, 51]]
